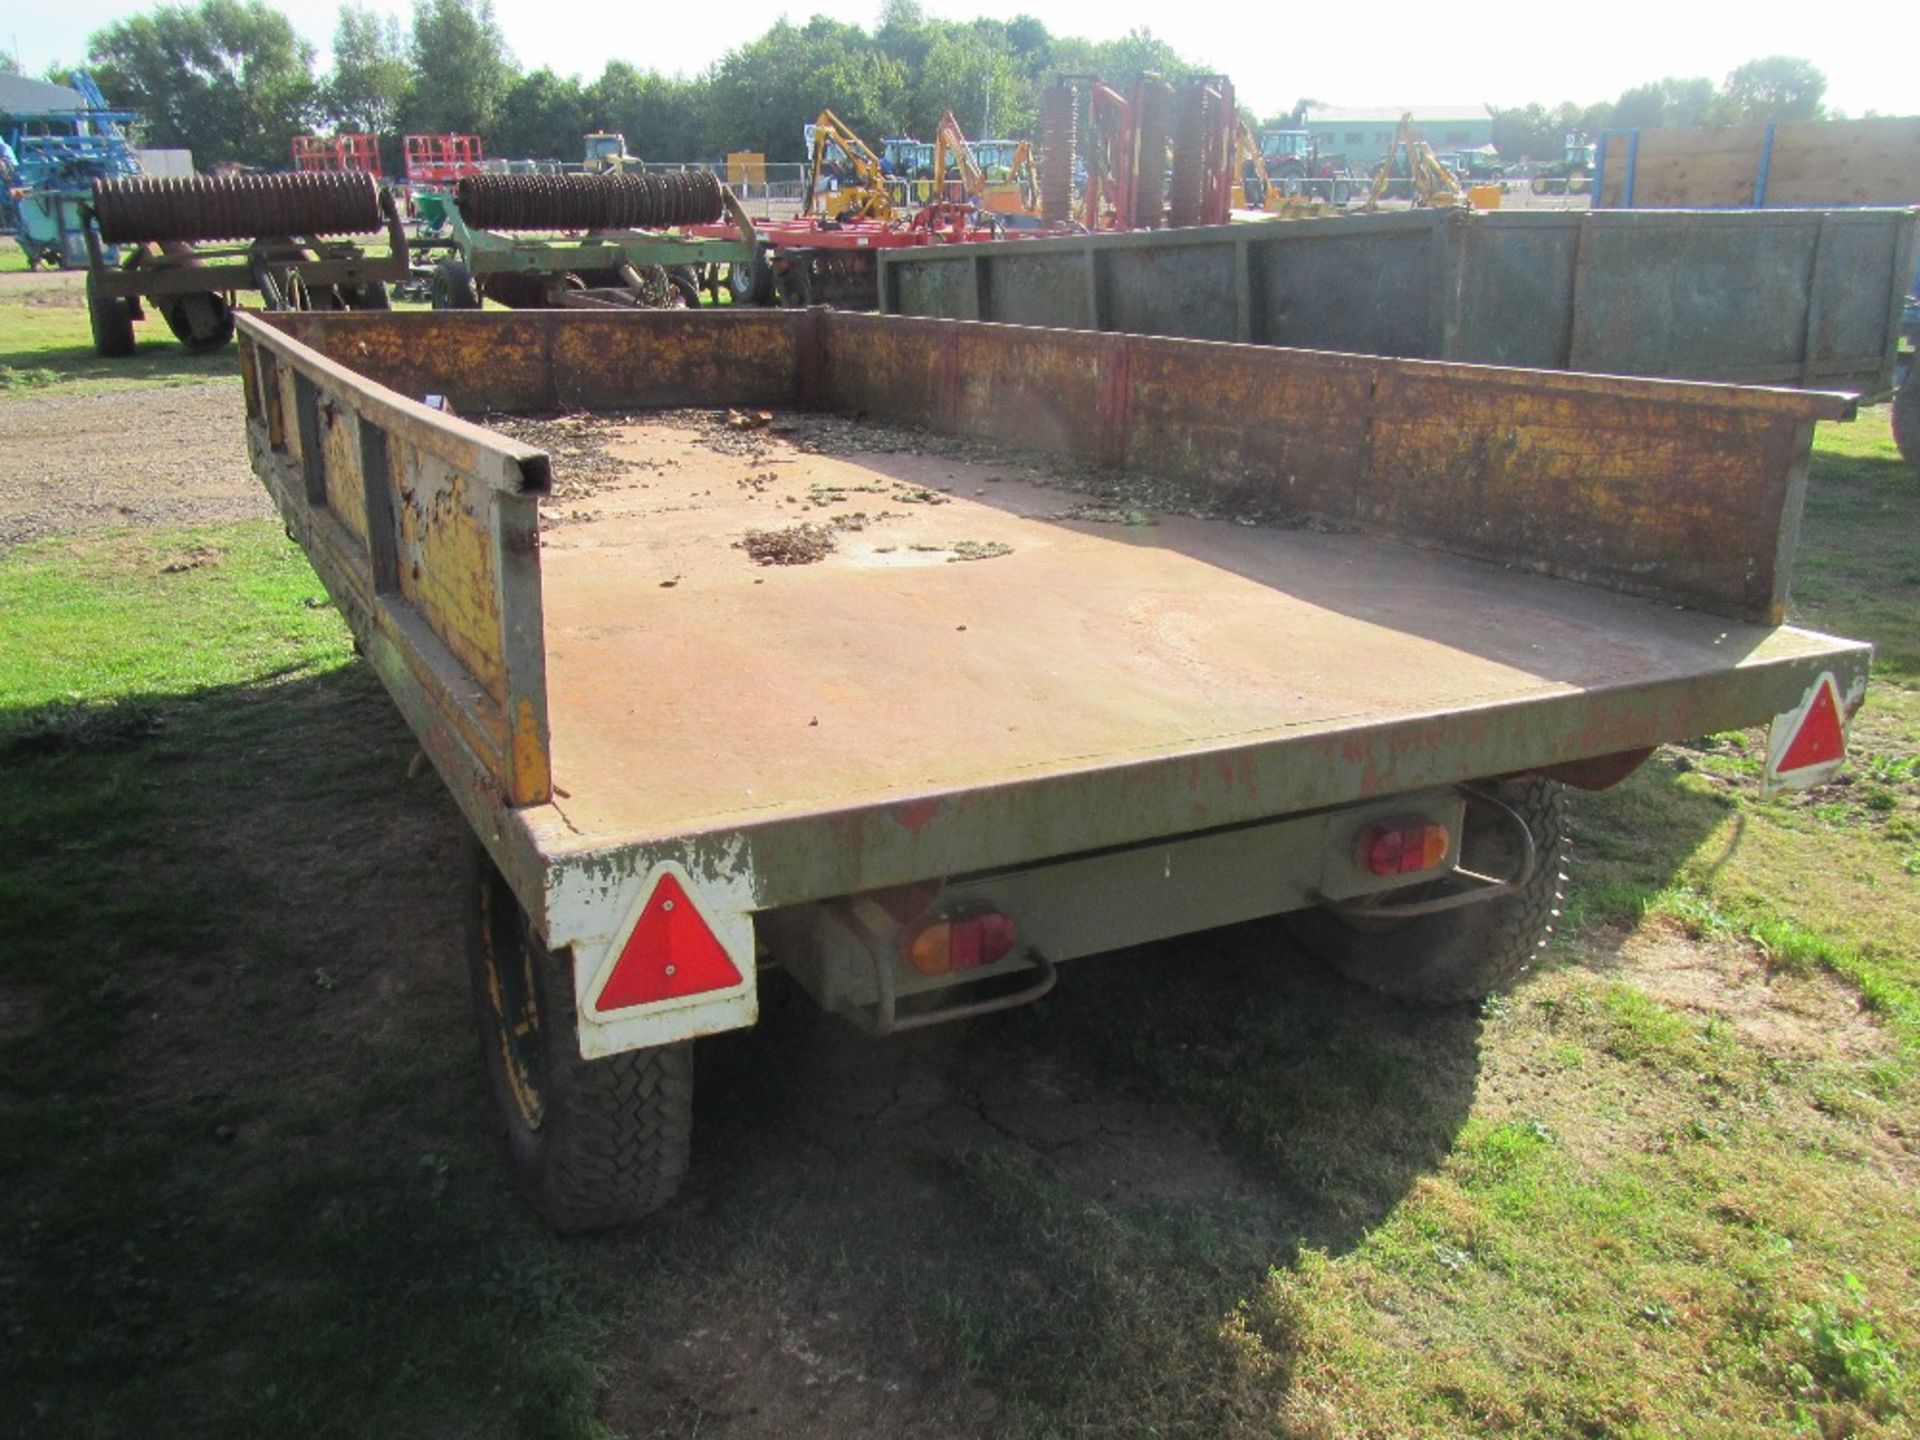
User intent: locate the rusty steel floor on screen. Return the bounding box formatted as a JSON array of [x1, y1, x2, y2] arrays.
[[533, 418, 1832, 844]]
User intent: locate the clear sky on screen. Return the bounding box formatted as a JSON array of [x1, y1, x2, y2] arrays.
[[8, 0, 1912, 122]]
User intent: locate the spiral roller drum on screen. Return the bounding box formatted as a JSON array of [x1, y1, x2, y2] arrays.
[[452, 171, 725, 231], [92, 172, 385, 245]]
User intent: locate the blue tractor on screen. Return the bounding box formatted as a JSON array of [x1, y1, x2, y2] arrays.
[[0, 72, 140, 270]]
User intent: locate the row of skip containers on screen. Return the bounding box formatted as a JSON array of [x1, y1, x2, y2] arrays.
[[875, 204, 1920, 427]]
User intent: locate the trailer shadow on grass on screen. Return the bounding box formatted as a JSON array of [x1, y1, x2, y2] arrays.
[[0, 653, 1734, 1439]]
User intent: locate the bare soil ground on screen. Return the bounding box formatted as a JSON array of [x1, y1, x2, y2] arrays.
[[0, 382, 266, 551]]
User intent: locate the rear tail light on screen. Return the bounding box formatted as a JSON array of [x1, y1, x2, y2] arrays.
[[1360, 822, 1450, 877], [901, 908, 1017, 976]]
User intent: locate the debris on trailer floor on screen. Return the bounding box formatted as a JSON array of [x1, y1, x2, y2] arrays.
[[486, 407, 1344, 536]]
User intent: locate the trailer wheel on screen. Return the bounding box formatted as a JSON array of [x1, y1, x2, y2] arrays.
[[1894, 364, 1919, 469], [431, 257, 480, 310], [669, 270, 701, 308], [160, 292, 235, 353], [465, 842, 693, 1232], [87, 283, 136, 358], [1287, 778, 1566, 1005]]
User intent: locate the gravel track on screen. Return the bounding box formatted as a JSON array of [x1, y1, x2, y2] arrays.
[[0, 382, 268, 552]]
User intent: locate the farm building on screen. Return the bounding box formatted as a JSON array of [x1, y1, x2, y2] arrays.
[[1304, 104, 1493, 161]]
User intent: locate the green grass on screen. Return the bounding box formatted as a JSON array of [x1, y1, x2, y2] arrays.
[[0, 271, 240, 397], [0, 410, 1915, 1437]]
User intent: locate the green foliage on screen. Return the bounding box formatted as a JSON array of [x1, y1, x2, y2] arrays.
[[1491, 54, 1829, 161], [704, 18, 912, 160], [401, 0, 513, 137], [84, 0, 317, 168], [324, 3, 411, 138], [1789, 1274, 1905, 1416], [1725, 55, 1829, 123]]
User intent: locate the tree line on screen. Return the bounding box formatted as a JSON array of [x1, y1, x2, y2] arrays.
[[31, 0, 1844, 173]]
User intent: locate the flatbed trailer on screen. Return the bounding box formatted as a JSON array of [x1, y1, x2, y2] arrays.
[[238, 307, 1869, 1231]]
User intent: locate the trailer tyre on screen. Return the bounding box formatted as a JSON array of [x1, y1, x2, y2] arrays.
[[431, 257, 480, 310], [1287, 778, 1566, 1005], [87, 285, 136, 358], [1894, 365, 1919, 470], [465, 843, 693, 1232]]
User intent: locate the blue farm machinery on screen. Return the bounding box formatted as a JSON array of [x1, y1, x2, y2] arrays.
[[1, 73, 138, 270]]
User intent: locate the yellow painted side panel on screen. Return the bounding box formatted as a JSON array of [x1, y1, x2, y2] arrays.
[[322, 408, 370, 545], [394, 445, 507, 713]]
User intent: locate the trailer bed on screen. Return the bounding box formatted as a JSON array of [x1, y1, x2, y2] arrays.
[[532, 417, 1841, 851], [237, 307, 1870, 982]]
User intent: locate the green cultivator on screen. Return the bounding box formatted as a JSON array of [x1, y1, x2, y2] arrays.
[[423, 169, 757, 309], [83, 171, 410, 357]]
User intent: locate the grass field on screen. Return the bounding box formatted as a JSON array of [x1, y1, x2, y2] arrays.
[[0, 267, 241, 398], [0, 307, 1915, 1436]]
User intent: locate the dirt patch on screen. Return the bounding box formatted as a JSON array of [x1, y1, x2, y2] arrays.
[[603, 1270, 1003, 1440], [0, 382, 265, 551], [0, 268, 86, 305], [1593, 917, 1889, 1064]]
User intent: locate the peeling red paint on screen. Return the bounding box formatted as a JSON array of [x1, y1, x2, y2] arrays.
[[894, 798, 942, 834]]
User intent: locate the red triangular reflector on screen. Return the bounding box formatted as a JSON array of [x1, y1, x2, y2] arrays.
[[1778, 678, 1845, 774], [598, 873, 742, 1012]]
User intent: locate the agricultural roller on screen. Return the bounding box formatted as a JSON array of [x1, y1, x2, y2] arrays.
[[83, 171, 409, 357], [425, 169, 758, 309]]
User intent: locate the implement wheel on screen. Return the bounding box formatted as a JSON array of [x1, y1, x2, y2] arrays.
[[160, 292, 235, 353], [465, 842, 693, 1232], [1286, 778, 1567, 1005], [727, 252, 775, 306], [87, 281, 136, 358], [343, 280, 391, 310], [430, 257, 480, 310], [1894, 364, 1919, 470]]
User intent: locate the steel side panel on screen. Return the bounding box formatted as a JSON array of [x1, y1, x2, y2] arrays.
[[878, 208, 1916, 394]]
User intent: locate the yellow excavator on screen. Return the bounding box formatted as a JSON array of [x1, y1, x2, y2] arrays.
[[802, 110, 893, 222], [930, 111, 1040, 218], [1231, 123, 1338, 216], [1364, 113, 1467, 210]]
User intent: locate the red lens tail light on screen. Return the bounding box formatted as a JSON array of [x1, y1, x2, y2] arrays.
[[1360, 822, 1451, 878], [902, 908, 1017, 976]]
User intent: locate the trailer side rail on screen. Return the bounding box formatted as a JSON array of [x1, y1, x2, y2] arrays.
[[237, 315, 554, 816]]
